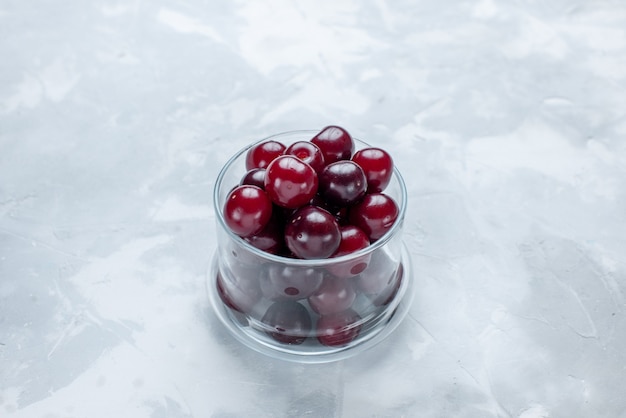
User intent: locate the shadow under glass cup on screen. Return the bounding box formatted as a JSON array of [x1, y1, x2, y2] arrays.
[[208, 130, 414, 363]]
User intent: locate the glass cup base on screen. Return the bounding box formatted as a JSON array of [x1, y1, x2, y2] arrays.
[[207, 243, 415, 364]]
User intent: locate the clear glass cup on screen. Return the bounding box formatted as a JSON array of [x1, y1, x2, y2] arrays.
[[208, 130, 414, 363]]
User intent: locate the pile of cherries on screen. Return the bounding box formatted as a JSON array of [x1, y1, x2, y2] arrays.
[[218, 126, 402, 347]]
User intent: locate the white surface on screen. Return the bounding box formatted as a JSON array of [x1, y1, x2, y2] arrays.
[[2, 1, 626, 417]]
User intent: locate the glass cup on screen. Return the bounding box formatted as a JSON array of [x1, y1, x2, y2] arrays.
[[208, 130, 414, 363]]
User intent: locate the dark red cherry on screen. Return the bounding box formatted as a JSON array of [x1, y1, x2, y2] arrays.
[[310, 126, 355, 164], [261, 264, 324, 300], [240, 168, 266, 189], [352, 147, 393, 193], [264, 155, 318, 209], [327, 225, 371, 278], [285, 141, 325, 174], [245, 140, 286, 170], [223, 185, 273, 237], [308, 275, 357, 315], [261, 301, 312, 345], [348, 193, 399, 240], [318, 161, 367, 207], [316, 309, 362, 347], [285, 206, 341, 259]]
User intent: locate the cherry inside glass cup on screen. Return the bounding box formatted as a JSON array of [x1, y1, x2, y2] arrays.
[[209, 129, 411, 362]]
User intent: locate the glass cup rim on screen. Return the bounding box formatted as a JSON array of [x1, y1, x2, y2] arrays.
[[213, 129, 408, 267]]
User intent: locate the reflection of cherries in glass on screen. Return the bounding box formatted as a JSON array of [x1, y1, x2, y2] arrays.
[[308, 276, 357, 315], [285, 206, 341, 259], [265, 155, 318, 209], [316, 309, 362, 347], [371, 263, 403, 307], [245, 140, 286, 170], [261, 301, 312, 345], [261, 264, 324, 300], [311, 126, 354, 165], [216, 272, 260, 314], [352, 147, 393, 193], [355, 249, 397, 295], [223, 185, 273, 237]]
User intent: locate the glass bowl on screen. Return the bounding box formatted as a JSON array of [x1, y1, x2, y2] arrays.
[[208, 130, 414, 363]]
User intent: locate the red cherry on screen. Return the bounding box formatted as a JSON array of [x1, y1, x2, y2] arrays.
[[348, 193, 399, 240], [327, 225, 371, 278], [308, 275, 357, 315], [316, 309, 362, 347], [223, 185, 273, 237], [310, 126, 355, 165], [318, 160, 367, 207], [333, 225, 370, 257], [261, 301, 312, 345], [285, 206, 341, 259], [285, 141, 325, 174], [264, 155, 318, 209], [240, 168, 266, 189], [352, 147, 393, 193], [245, 140, 286, 171]]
